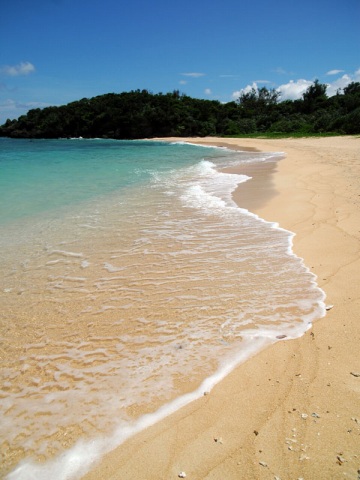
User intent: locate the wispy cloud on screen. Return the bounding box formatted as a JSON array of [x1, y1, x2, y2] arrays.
[[179, 80, 187, 85], [204, 88, 212, 95], [181, 72, 205, 78], [273, 67, 294, 75], [0, 98, 51, 122], [0, 82, 17, 93], [0, 99, 50, 110], [0, 62, 36, 76], [326, 69, 344, 76]]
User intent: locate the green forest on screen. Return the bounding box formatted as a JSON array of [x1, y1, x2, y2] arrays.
[[1, 80, 359, 139]]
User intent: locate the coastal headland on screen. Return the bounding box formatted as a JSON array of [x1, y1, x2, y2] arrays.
[[83, 136, 360, 480]]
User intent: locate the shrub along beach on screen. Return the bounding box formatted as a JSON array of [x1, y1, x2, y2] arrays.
[[1, 81, 359, 139], [81, 135, 360, 480]]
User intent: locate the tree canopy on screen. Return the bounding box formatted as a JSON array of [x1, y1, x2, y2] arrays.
[[1, 81, 360, 139]]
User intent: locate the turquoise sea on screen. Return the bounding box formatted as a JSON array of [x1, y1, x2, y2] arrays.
[[0, 138, 325, 479]]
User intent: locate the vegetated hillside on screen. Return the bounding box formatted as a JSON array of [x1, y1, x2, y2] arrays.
[[1, 81, 359, 139]]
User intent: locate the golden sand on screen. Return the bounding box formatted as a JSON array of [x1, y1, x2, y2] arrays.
[[82, 136, 360, 480]]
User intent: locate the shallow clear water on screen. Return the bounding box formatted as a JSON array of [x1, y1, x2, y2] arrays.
[[0, 138, 325, 479], [0, 138, 224, 223]]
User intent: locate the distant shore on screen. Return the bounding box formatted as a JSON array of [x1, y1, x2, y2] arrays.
[[83, 136, 360, 480]]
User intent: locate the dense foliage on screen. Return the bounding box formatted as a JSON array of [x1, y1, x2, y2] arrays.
[[1, 81, 360, 139]]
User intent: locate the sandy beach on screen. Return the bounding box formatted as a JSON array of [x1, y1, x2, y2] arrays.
[[82, 136, 360, 480]]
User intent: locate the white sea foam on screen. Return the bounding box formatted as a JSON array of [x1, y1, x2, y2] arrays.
[[5, 336, 276, 480], [103, 262, 124, 272], [49, 250, 83, 258], [6, 292, 326, 480], [169, 140, 232, 152]]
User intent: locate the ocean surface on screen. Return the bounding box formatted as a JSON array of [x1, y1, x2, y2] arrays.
[[0, 138, 326, 479]]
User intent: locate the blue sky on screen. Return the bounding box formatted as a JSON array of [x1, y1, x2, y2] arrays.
[[1, 0, 359, 124]]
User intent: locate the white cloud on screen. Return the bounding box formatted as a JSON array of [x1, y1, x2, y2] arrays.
[[232, 68, 360, 101], [204, 88, 212, 95], [232, 80, 311, 101], [0, 62, 35, 76], [326, 74, 352, 96], [232, 82, 259, 100], [230, 68, 360, 104], [179, 80, 187, 85], [272, 69, 360, 100], [181, 72, 205, 78], [326, 69, 344, 76], [277, 69, 360, 99], [276, 79, 313, 100], [326, 68, 360, 96]]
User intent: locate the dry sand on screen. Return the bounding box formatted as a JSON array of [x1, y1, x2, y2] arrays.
[[83, 136, 360, 480]]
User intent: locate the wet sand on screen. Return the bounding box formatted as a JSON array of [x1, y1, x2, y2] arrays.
[[82, 136, 360, 480]]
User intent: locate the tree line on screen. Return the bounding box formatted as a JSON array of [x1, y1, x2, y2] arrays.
[[1, 80, 359, 139]]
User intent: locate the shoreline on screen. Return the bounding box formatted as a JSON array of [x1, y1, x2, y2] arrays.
[[83, 136, 360, 480]]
